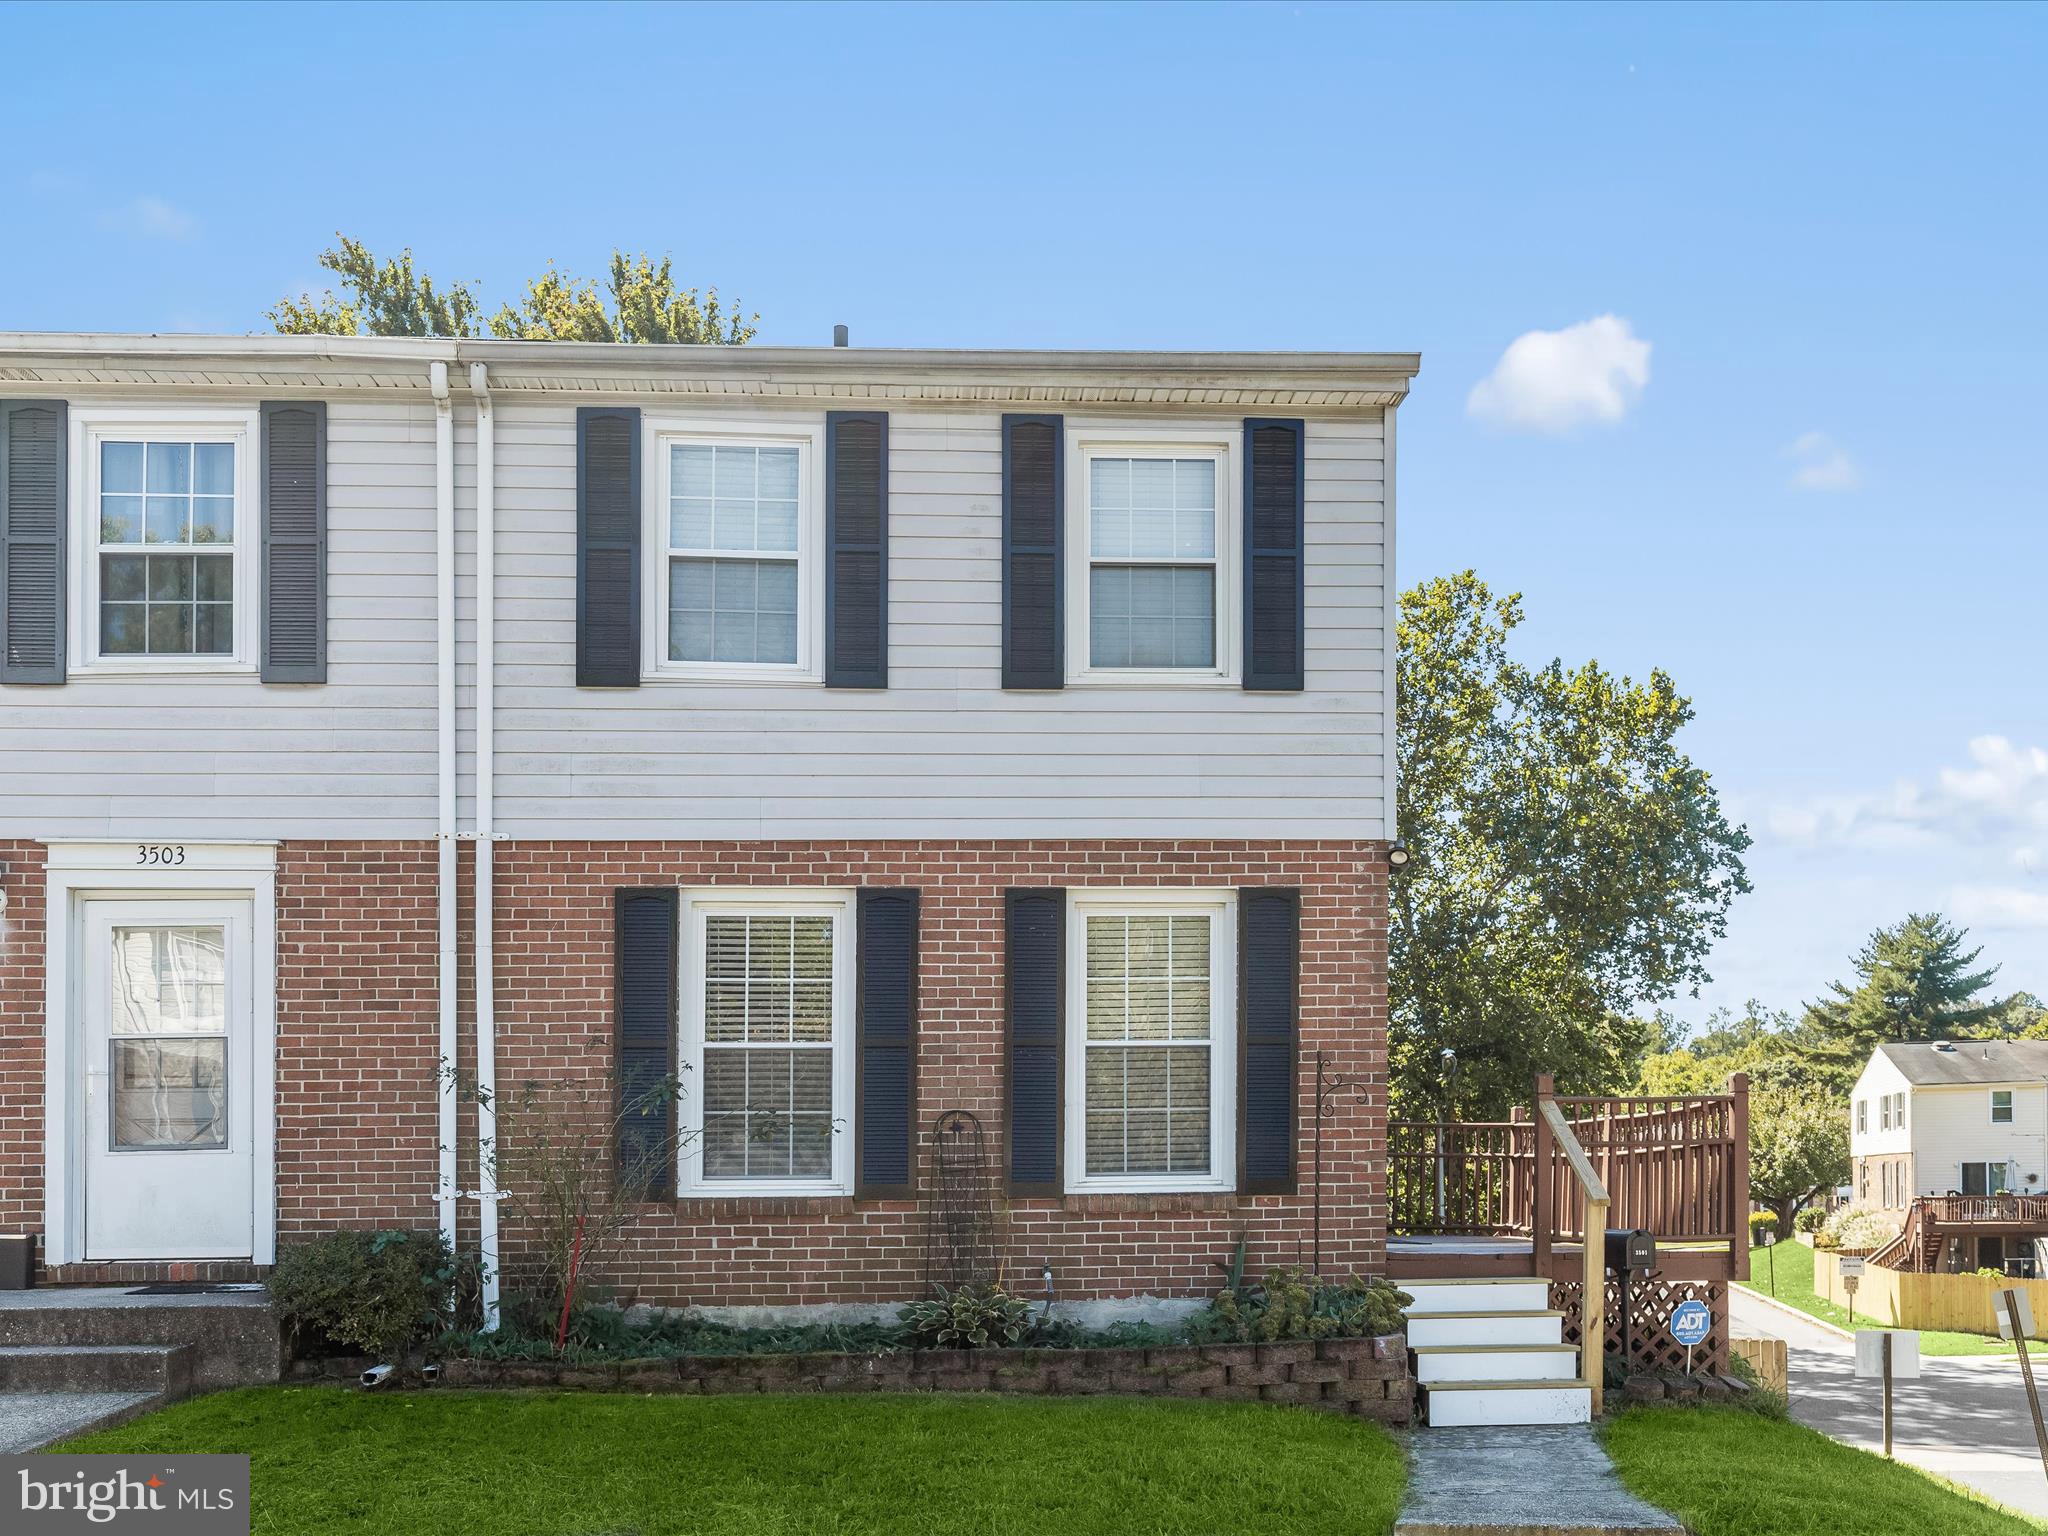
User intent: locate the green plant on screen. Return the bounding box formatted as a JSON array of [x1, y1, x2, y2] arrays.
[[1205, 1269, 1410, 1343], [1818, 1204, 1902, 1253], [1795, 1206, 1827, 1233], [265, 1229, 459, 1363], [897, 1284, 1033, 1349], [1749, 1211, 1780, 1240]]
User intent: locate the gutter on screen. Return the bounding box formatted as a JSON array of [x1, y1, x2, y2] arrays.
[[469, 362, 502, 1332], [431, 360, 458, 1255]]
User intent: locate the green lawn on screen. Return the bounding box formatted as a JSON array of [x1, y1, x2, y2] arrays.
[[1606, 1406, 2041, 1534], [1740, 1242, 2041, 1357], [64, 1386, 1408, 1536]]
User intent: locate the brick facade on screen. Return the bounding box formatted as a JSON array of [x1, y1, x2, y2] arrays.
[[0, 839, 1389, 1306]]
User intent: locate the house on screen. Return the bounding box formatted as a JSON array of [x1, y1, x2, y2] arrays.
[[0, 333, 1414, 1320], [1850, 1039, 2048, 1273]]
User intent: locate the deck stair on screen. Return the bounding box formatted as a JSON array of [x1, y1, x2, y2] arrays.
[[1402, 1276, 1591, 1427]]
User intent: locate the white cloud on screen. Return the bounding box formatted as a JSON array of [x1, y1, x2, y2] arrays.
[[100, 195, 196, 241], [1767, 736, 2048, 852], [1951, 885, 2048, 931], [1784, 430, 1860, 491], [1467, 315, 1650, 433]]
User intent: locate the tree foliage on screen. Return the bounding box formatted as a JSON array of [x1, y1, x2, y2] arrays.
[[271, 237, 756, 344], [1800, 912, 2004, 1083], [1390, 572, 1752, 1117]]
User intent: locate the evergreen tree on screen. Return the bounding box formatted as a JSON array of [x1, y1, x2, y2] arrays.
[[1802, 912, 2002, 1080]]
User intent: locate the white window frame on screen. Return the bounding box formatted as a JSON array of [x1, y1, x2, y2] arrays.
[[1062, 888, 1238, 1194], [675, 888, 855, 1197], [641, 416, 827, 685], [1856, 1099, 1867, 1135], [1064, 427, 1240, 687], [67, 406, 261, 676], [1993, 1089, 2015, 1124]]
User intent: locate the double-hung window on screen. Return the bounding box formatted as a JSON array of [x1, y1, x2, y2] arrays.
[[1064, 891, 1236, 1192], [1856, 1099, 1867, 1135], [1993, 1090, 2014, 1124], [76, 411, 257, 671], [650, 422, 823, 682], [677, 891, 853, 1195], [1068, 435, 1236, 684]]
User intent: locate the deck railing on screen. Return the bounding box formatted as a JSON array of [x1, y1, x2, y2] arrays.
[[1390, 1072, 1750, 1281]]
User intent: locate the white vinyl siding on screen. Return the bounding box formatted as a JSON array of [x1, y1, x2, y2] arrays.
[[0, 400, 439, 838], [487, 405, 1390, 839], [0, 395, 1392, 843]]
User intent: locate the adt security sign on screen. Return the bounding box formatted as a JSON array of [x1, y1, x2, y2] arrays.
[[1671, 1298, 1712, 1373]]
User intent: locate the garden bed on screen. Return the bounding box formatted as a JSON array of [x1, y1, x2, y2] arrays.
[[288, 1333, 1413, 1423]]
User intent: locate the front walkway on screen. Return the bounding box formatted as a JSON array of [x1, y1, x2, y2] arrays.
[[1395, 1424, 1681, 1535], [0, 1391, 159, 1452], [1730, 1286, 2048, 1522]]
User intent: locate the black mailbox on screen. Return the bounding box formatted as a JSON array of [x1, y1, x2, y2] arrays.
[[1604, 1227, 1655, 1273]]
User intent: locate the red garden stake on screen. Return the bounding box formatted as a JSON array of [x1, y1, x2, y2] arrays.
[[555, 1210, 588, 1353]]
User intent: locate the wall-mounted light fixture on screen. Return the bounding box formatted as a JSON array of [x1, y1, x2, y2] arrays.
[[1386, 842, 1411, 870]]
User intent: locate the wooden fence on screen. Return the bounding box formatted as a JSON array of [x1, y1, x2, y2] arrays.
[[1386, 1119, 1533, 1235], [1815, 1249, 2048, 1340]]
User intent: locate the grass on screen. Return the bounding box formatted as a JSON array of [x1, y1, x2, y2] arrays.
[[1606, 1405, 2041, 1534], [64, 1386, 1407, 1536], [1740, 1242, 2042, 1357]]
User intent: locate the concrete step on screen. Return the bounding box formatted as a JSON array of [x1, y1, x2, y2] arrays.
[[1411, 1344, 1580, 1384], [0, 1293, 279, 1391], [1404, 1310, 1567, 1348], [0, 1391, 167, 1454], [1398, 1277, 1551, 1315], [1424, 1379, 1593, 1428], [0, 1344, 196, 1398]]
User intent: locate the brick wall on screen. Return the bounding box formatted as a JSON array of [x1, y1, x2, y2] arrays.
[[0, 839, 1389, 1304]]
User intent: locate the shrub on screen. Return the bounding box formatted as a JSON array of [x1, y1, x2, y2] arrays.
[[1202, 1268, 1410, 1343], [897, 1284, 1033, 1350], [266, 1229, 460, 1363], [1795, 1206, 1827, 1234], [1748, 1211, 1780, 1241], [1818, 1204, 1902, 1253]]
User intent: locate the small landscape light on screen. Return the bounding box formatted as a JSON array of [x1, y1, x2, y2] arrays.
[[1386, 842, 1411, 869]]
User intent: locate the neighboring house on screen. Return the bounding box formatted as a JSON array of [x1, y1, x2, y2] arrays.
[[0, 334, 1415, 1314], [1850, 1039, 2048, 1272]]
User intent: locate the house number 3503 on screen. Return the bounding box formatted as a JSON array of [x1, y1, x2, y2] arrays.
[[136, 844, 186, 866]]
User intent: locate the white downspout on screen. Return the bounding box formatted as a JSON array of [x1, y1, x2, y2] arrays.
[[469, 361, 502, 1332], [431, 361, 458, 1256]]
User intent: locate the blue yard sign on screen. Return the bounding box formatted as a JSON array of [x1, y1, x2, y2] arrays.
[[1671, 1299, 1712, 1348]]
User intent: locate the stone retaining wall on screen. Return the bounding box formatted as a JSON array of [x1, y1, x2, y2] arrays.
[[298, 1334, 1412, 1425]]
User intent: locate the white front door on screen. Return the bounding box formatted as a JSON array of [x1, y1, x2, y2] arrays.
[[80, 899, 256, 1260]]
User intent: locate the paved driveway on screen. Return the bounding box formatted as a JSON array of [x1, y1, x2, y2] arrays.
[[1731, 1287, 2048, 1523]]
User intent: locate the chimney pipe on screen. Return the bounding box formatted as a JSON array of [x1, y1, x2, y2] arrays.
[[832, 324, 849, 347]]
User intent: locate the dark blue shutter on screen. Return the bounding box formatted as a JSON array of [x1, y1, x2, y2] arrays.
[[855, 887, 918, 1197], [260, 401, 327, 683], [615, 888, 678, 1196], [1238, 887, 1300, 1194], [1005, 888, 1064, 1194], [577, 407, 641, 687], [826, 411, 889, 688], [1242, 418, 1305, 691], [0, 400, 68, 685], [1001, 414, 1063, 689]]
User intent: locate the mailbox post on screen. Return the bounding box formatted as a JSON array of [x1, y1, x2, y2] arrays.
[[1605, 1228, 1656, 1370]]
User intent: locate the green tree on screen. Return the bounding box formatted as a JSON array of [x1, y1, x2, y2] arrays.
[[1747, 1081, 1850, 1235], [270, 237, 755, 344], [1391, 572, 1752, 1118], [1802, 913, 2003, 1082]]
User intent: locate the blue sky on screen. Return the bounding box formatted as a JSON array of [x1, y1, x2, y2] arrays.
[[4, 1, 2042, 1022]]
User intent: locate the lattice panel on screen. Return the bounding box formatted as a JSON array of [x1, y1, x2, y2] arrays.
[[1554, 1276, 1727, 1374]]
